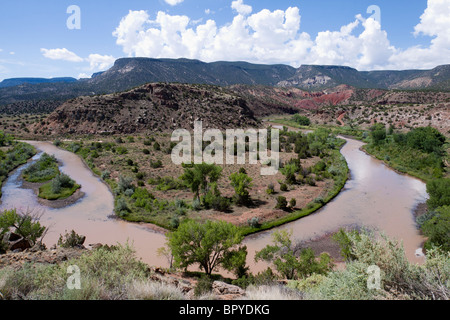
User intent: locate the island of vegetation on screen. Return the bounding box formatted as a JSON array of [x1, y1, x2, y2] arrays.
[[22, 152, 81, 201]]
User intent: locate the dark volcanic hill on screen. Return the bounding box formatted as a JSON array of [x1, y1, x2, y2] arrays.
[[37, 83, 264, 135]]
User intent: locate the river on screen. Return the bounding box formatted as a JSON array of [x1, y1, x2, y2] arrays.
[[0, 138, 428, 271]]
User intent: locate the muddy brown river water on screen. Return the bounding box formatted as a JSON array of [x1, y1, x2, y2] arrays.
[[0, 138, 428, 272]]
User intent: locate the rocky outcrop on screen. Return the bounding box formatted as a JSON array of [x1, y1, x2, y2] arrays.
[[2, 232, 32, 253], [0, 246, 85, 269]]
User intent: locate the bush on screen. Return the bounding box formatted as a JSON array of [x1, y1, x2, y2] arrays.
[[191, 199, 202, 211], [57, 230, 86, 248], [118, 175, 134, 193], [289, 198, 297, 209], [150, 160, 163, 169], [426, 178, 450, 210], [266, 183, 275, 195], [101, 170, 111, 180], [420, 206, 450, 251], [248, 217, 261, 228], [275, 196, 288, 211], [194, 276, 213, 297], [293, 115, 311, 126], [309, 230, 450, 300]]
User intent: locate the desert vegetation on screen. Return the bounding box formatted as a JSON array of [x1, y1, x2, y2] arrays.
[[22, 152, 80, 200]]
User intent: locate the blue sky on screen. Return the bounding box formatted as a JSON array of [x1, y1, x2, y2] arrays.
[[0, 0, 448, 80]]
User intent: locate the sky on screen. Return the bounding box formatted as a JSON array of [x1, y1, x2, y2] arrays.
[[0, 0, 449, 81]]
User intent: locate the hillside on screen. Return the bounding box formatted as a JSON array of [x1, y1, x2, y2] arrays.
[[1, 58, 449, 107], [277, 64, 450, 90], [36, 83, 262, 135], [0, 77, 77, 89]]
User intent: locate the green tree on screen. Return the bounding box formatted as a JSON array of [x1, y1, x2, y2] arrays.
[[332, 228, 361, 261], [181, 163, 222, 203], [280, 163, 298, 185], [167, 220, 246, 276], [421, 206, 450, 251], [229, 171, 253, 206], [406, 127, 445, 154], [0, 209, 46, 246], [426, 178, 450, 210], [293, 115, 311, 126], [255, 230, 334, 280], [275, 196, 288, 211], [370, 124, 386, 146]]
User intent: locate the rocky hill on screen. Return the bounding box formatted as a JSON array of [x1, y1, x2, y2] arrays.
[[30, 81, 450, 136], [37, 83, 264, 135]]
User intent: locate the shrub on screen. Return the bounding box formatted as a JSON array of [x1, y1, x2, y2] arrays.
[[101, 170, 111, 180], [248, 217, 261, 228], [57, 230, 86, 248], [280, 183, 288, 192], [150, 160, 163, 169], [420, 206, 450, 251], [275, 196, 288, 211], [194, 276, 213, 297], [289, 198, 297, 209], [191, 199, 202, 211], [426, 178, 450, 210], [266, 183, 275, 195], [293, 115, 311, 126], [118, 175, 134, 193], [309, 231, 450, 300]]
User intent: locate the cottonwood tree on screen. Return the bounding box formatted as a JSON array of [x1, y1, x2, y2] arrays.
[[229, 171, 253, 206], [167, 220, 247, 276], [181, 163, 222, 203]]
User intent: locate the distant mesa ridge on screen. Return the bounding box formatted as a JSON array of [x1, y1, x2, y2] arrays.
[[0, 77, 77, 88], [0, 58, 449, 105]]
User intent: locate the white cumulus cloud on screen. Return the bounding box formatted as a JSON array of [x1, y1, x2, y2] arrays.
[[231, 0, 252, 16], [387, 0, 450, 69], [164, 0, 184, 6], [112, 0, 450, 70], [40, 48, 84, 62], [86, 54, 116, 71]]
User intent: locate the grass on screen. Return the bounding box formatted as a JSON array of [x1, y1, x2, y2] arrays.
[[38, 182, 81, 200], [21, 151, 82, 201], [22, 153, 59, 183]]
